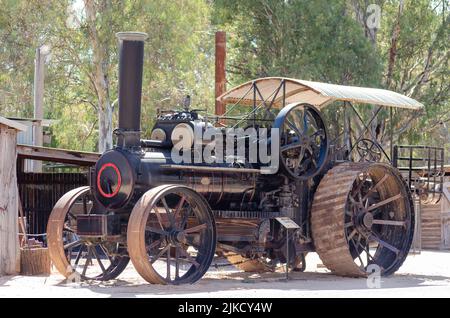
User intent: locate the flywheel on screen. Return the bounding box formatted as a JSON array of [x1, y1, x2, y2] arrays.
[[311, 162, 414, 277]]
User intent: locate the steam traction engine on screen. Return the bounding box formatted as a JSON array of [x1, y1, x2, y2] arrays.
[[47, 32, 418, 284]]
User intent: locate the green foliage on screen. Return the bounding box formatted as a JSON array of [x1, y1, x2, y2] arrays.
[[0, 0, 448, 159], [213, 0, 383, 86]]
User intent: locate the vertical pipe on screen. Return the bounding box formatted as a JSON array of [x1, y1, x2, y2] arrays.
[[33, 47, 46, 172], [116, 32, 148, 148], [215, 31, 226, 118], [389, 107, 393, 164]]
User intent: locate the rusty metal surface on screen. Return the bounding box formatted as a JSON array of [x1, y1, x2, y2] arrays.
[[215, 31, 227, 117], [311, 162, 414, 277], [47, 186, 90, 278], [127, 185, 216, 284]]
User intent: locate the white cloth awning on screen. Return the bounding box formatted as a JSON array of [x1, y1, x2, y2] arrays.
[[217, 77, 424, 110]]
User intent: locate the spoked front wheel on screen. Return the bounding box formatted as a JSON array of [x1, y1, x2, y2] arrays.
[[127, 185, 216, 284], [47, 187, 130, 281]]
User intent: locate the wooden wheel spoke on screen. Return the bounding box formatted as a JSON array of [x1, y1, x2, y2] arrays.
[[372, 219, 406, 227], [367, 193, 402, 212], [179, 206, 191, 230], [147, 239, 162, 251], [92, 246, 106, 274], [74, 245, 85, 266], [369, 234, 400, 254], [362, 174, 389, 202], [347, 228, 358, 241], [184, 223, 207, 234], [67, 212, 77, 220], [146, 226, 168, 236], [82, 246, 93, 277], [344, 222, 353, 229], [151, 244, 170, 263], [151, 207, 166, 231], [175, 247, 180, 279], [99, 244, 114, 263], [63, 225, 76, 233], [349, 237, 365, 267], [174, 196, 186, 219], [178, 246, 200, 267], [166, 248, 171, 279], [161, 197, 175, 226], [64, 240, 83, 250]]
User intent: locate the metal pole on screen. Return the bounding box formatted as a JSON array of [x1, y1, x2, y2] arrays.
[[33, 47, 46, 172], [286, 229, 289, 280], [215, 31, 226, 120], [390, 107, 393, 163]]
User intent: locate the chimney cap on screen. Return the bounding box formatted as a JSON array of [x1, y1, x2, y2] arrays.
[[116, 32, 148, 42]]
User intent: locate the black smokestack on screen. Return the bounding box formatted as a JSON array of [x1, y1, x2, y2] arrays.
[[116, 32, 148, 148]]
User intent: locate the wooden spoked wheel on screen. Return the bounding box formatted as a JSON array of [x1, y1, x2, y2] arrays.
[[127, 185, 216, 284], [273, 102, 328, 180], [47, 187, 129, 281], [311, 162, 414, 277]]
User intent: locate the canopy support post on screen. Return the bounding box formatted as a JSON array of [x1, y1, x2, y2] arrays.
[[390, 107, 394, 164]]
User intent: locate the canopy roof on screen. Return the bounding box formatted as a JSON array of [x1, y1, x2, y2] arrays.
[[217, 77, 424, 110]]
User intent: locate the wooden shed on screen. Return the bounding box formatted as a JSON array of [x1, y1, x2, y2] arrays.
[[0, 116, 27, 275], [421, 180, 450, 250]]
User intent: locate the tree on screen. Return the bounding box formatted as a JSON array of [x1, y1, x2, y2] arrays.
[[0, 0, 214, 152]]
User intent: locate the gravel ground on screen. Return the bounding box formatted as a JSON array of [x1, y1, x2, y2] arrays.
[[1, 250, 449, 298]]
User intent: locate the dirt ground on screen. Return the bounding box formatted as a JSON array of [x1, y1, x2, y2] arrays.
[[1, 250, 449, 298]]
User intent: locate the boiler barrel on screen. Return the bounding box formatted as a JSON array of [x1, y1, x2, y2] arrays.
[[139, 153, 257, 207]]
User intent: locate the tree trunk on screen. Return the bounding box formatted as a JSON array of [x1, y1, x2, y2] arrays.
[[20, 247, 50, 276], [0, 125, 20, 275], [386, 0, 404, 89], [85, 0, 113, 153]]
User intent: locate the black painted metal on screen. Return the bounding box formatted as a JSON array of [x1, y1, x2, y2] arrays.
[[393, 145, 445, 203], [116, 32, 147, 148]]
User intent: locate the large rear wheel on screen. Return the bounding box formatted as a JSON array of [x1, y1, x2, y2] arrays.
[[311, 162, 414, 277]]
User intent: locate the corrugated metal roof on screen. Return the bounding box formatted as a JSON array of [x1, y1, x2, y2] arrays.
[[217, 77, 424, 110]]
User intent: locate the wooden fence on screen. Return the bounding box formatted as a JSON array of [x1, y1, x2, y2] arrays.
[[17, 173, 88, 236]]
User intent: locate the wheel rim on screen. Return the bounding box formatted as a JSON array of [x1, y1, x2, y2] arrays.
[[345, 165, 414, 275], [127, 185, 216, 284], [47, 187, 129, 281], [274, 102, 328, 180], [311, 162, 414, 277]]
